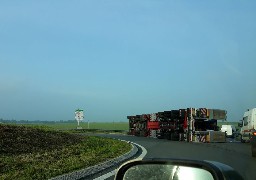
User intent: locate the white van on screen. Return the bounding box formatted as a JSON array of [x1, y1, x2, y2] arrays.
[[221, 125, 236, 137], [240, 108, 256, 142]]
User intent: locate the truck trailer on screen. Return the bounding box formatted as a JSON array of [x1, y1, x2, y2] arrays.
[[127, 108, 227, 143]]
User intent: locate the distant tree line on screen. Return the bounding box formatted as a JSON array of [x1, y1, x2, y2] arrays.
[[0, 119, 75, 124]]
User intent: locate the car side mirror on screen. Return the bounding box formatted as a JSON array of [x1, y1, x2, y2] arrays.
[[115, 159, 243, 180]]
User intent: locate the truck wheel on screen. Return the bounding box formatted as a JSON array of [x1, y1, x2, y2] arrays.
[[170, 133, 179, 141], [166, 132, 174, 140], [240, 135, 245, 143], [252, 146, 256, 157], [167, 133, 172, 140], [179, 133, 185, 141], [157, 135, 164, 139]]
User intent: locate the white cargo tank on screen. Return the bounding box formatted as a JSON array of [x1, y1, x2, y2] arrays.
[[221, 125, 236, 137]]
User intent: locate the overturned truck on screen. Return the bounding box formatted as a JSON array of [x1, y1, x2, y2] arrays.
[[127, 108, 227, 143]]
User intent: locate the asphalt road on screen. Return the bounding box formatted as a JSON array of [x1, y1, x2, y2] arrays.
[[93, 134, 256, 180]]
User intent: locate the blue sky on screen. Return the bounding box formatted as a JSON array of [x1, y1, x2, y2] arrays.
[[0, 1, 256, 122]]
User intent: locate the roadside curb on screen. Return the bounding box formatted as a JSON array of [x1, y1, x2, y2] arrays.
[[50, 141, 138, 180], [93, 140, 147, 180]]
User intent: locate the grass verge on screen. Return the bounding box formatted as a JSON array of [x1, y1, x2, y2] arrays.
[[0, 124, 131, 180]]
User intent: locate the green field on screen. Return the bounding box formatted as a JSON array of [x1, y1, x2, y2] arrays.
[[20, 122, 129, 131], [4, 121, 240, 132], [217, 121, 239, 126], [217, 121, 240, 130]]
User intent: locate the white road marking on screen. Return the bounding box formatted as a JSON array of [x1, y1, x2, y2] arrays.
[[93, 141, 147, 180], [93, 170, 116, 180], [133, 142, 147, 159]]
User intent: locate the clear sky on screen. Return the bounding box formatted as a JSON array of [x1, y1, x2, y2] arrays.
[[0, 1, 256, 122]]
